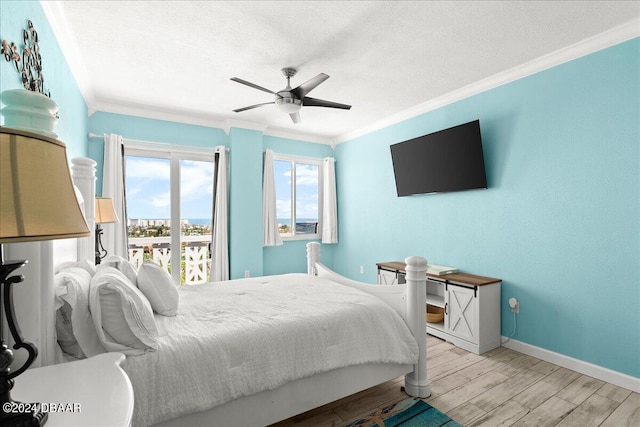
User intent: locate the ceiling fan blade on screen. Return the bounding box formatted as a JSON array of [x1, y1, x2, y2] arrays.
[[230, 77, 277, 95], [303, 96, 351, 110], [291, 73, 329, 98], [289, 112, 301, 124], [233, 102, 274, 113]]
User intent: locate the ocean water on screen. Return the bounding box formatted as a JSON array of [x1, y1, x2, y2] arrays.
[[185, 218, 212, 226], [277, 218, 318, 227]]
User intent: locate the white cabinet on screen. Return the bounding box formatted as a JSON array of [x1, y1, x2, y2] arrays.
[[377, 266, 406, 285], [377, 262, 501, 355], [426, 277, 501, 354]]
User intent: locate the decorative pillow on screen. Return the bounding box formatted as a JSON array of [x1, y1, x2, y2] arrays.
[[98, 255, 138, 286], [89, 267, 158, 355], [137, 261, 179, 316], [72, 259, 97, 276], [55, 261, 75, 274], [55, 259, 97, 275], [54, 267, 105, 358]]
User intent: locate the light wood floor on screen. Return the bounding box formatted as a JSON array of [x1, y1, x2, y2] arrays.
[[271, 335, 640, 427]]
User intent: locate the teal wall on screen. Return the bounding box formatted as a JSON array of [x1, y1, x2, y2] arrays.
[[0, 1, 88, 159], [333, 38, 640, 378], [228, 127, 263, 279]]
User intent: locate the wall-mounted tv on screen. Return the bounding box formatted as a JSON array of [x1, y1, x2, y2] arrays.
[[390, 120, 487, 197]]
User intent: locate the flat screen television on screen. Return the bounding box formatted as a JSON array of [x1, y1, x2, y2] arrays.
[[390, 120, 487, 196]]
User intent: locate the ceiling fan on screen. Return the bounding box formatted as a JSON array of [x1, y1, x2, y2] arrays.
[[230, 67, 351, 124]]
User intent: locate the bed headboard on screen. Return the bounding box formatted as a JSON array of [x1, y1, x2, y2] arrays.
[[52, 157, 96, 268], [35, 157, 96, 367]]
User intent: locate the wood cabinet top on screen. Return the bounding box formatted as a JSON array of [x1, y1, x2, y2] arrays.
[[376, 261, 501, 286]]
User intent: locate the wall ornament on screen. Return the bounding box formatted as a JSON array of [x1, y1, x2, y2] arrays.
[[1, 20, 50, 97]]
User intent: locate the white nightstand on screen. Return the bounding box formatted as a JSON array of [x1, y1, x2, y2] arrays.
[[11, 352, 133, 426]]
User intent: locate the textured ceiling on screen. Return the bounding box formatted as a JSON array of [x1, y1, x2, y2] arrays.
[[44, 1, 639, 144]]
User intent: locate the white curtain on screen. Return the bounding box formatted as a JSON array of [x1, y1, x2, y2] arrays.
[[321, 157, 338, 244], [102, 133, 128, 258], [211, 146, 229, 281], [262, 149, 283, 246]]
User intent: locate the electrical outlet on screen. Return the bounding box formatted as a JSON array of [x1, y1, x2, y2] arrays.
[[509, 297, 519, 314], [244, 270, 250, 278], [360, 265, 364, 274]]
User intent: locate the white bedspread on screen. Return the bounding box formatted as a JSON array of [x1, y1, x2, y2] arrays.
[[123, 273, 419, 427]]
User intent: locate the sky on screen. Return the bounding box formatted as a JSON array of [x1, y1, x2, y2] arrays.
[[274, 160, 319, 221], [125, 156, 319, 222], [125, 156, 214, 220]]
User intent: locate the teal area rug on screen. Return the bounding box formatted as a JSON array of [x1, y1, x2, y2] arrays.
[[344, 398, 462, 427]]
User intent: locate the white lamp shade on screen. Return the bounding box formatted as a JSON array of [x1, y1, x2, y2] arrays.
[[95, 197, 119, 224], [0, 127, 91, 242]]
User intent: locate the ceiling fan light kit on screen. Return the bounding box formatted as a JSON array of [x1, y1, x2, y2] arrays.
[[231, 67, 351, 124], [275, 95, 302, 114]]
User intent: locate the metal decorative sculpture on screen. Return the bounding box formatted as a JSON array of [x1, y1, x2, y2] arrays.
[[1, 20, 50, 97]]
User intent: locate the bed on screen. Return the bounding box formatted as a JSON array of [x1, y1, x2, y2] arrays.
[[47, 156, 430, 427]]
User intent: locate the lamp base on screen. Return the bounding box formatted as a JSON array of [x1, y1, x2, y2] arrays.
[[0, 342, 48, 427], [0, 406, 48, 427], [0, 251, 46, 426], [95, 224, 105, 265]]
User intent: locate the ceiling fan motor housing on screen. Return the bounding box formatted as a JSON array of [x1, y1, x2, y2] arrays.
[[275, 91, 302, 113]]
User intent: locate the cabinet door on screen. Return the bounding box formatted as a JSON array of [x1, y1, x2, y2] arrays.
[[445, 285, 478, 344], [378, 269, 398, 285]]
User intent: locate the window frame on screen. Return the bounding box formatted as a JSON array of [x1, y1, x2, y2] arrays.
[[124, 143, 217, 284], [272, 153, 324, 241]]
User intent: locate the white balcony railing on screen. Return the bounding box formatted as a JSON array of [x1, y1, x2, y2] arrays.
[[128, 235, 211, 285]]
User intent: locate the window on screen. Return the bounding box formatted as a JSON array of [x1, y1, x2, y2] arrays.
[[273, 155, 322, 240], [124, 145, 216, 285]]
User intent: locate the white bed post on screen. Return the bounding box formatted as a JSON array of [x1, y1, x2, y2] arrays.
[[306, 242, 320, 275], [403, 255, 431, 398], [71, 157, 97, 262]]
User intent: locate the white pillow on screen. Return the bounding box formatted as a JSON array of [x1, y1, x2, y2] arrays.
[[72, 259, 97, 276], [98, 255, 138, 286], [137, 261, 179, 316], [56, 259, 97, 275], [89, 267, 158, 355], [54, 267, 105, 358], [55, 261, 75, 273]]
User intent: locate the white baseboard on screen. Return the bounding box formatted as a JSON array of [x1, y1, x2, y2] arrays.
[[501, 338, 640, 393]]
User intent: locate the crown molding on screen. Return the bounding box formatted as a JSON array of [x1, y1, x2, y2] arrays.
[[223, 121, 334, 145], [263, 127, 332, 146], [40, 1, 96, 110], [90, 99, 333, 145], [334, 18, 640, 145], [93, 99, 227, 129], [223, 119, 269, 135]]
